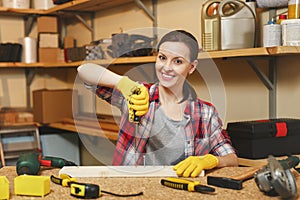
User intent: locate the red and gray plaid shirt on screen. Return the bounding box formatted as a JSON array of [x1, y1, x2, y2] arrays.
[[95, 83, 235, 165]]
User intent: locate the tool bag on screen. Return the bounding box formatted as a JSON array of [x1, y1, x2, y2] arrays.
[[226, 118, 300, 159], [107, 33, 154, 58]]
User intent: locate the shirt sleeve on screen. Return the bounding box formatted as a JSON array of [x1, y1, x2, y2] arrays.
[[207, 105, 236, 156], [95, 85, 126, 111]]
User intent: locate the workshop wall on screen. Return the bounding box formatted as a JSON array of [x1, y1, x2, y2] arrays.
[[1, 0, 300, 126], [66, 0, 275, 124]]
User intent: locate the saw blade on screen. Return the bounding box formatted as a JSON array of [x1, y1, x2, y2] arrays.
[[268, 155, 298, 199]]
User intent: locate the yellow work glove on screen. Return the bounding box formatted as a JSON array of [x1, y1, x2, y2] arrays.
[[173, 154, 219, 178], [116, 76, 149, 122]]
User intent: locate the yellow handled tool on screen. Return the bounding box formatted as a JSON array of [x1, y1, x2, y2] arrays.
[[51, 174, 143, 198], [161, 178, 215, 193]]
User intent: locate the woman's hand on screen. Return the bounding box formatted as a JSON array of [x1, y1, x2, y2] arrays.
[[117, 76, 149, 122], [173, 154, 219, 178]]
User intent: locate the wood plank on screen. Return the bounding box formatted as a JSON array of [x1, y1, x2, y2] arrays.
[[54, 0, 134, 12], [199, 47, 270, 59], [2, 46, 300, 69], [59, 165, 204, 177], [0, 7, 44, 15], [267, 46, 300, 55], [49, 122, 118, 140], [63, 118, 119, 132], [0, 0, 134, 15], [238, 154, 300, 167]]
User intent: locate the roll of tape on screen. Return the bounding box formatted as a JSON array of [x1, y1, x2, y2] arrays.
[[19, 37, 37, 63], [257, 0, 288, 8]]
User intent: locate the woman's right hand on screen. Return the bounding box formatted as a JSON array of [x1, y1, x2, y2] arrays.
[[117, 76, 149, 122]]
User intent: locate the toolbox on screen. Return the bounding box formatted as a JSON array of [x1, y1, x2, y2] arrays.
[[226, 118, 300, 159]]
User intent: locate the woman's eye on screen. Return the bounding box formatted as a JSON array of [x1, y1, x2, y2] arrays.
[[174, 59, 183, 64], [159, 55, 166, 60]]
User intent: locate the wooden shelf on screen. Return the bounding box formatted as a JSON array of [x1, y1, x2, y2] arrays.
[[1, 46, 300, 69], [0, 0, 135, 15], [45, 0, 134, 13], [199, 46, 300, 59], [0, 56, 157, 68]]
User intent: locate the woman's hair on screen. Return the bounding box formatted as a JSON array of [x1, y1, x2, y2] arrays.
[[156, 30, 199, 101], [156, 30, 199, 61]]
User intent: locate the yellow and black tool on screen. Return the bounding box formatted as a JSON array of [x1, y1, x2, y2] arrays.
[[161, 178, 215, 193], [51, 174, 143, 199]]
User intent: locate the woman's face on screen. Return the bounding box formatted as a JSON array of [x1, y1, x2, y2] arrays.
[[155, 41, 197, 89]]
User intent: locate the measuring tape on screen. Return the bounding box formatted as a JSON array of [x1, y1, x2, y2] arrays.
[[51, 174, 143, 198]]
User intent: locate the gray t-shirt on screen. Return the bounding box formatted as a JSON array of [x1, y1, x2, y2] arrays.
[[145, 106, 190, 165]]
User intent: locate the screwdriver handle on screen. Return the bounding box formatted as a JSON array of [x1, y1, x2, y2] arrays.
[[161, 178, 202, 192], [130, 87, 141, 123], [161, 178, 192, 191]]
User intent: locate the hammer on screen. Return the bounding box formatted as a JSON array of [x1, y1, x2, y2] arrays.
[[207, 167, 260, 190], [207, 156, 300, 190]]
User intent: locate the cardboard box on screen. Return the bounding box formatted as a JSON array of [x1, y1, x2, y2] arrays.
[[37, 16, 58, 33], [38, 48, 64, 62], [64, 36, 75, 48], [33, 89, 77, 124], [0, 111, 18, 125], [39, 33, 59, 48]]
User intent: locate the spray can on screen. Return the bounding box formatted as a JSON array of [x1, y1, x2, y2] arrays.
[[219, 0, 256, 50], [263, 20, 282, 47], [288, 0, 300, 19], [201, 0, 221, 51]]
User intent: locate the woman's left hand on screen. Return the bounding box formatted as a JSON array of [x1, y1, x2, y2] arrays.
[[173, 154, 219, 177]]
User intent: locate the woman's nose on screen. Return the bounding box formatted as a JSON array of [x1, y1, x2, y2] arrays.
[[163, 60, 173, 71]]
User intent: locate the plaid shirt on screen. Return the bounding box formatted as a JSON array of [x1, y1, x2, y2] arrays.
[[95, 83, 236, 165]]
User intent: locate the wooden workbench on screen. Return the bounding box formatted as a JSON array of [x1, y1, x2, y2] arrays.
[[1, 166, 299, 199]]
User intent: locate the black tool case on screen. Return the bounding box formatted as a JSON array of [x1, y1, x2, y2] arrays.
[[226, 118, 300, 159]]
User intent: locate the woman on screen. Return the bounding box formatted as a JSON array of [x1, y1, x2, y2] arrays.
[[77, 30, 238, 177]]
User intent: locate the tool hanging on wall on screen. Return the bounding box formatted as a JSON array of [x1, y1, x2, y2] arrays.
[[254, 155, 298, 199], [51, 174, 143, 199]]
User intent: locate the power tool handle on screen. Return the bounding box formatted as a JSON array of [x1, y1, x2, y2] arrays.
[[39, 156, 76, 168], [279, 156, 300, 170], [131, 87, 141, 123]]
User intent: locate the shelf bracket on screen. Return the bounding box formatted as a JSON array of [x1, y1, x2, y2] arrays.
[[134, 0, 158, 39], [74, 12, 95, 41], [245, 57, 277, 118], [133, 0, 155, 21], [25, 69, 36, 108], [23, 15, 37, 37]]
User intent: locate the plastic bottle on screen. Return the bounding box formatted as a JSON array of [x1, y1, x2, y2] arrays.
[[263, 19, 282, 47], [201, 0, 221, 51], [218, 0, 256, 50], [288, 0, 300, 19]]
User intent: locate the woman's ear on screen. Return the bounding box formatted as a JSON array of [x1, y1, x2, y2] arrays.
[[189, 59, 198, 75]]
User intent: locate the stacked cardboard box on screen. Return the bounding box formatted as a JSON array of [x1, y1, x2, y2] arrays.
[[32, 89, 78, 124], [37, 16, 64, 62], [0, 108, 33, 126]]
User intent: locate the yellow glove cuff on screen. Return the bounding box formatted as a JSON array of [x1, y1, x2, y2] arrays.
[[116, 76, 139, 99]]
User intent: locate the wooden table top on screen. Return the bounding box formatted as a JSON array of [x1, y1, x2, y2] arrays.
[[1, 166, 299, 199]]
